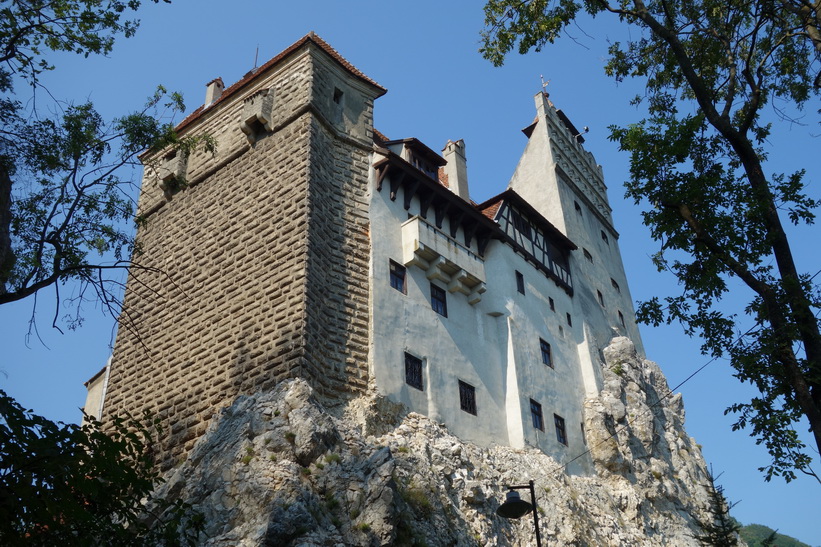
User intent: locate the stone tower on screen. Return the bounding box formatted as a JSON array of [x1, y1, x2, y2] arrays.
[[101, 33, 385, 466]]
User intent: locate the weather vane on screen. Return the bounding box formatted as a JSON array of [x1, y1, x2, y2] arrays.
[[540, 74, 550, 96]]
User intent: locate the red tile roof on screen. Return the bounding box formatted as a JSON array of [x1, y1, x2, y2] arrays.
[[478, 199, 502, 221], [176, 32, 386, 133], [373, 128, 390, 144]]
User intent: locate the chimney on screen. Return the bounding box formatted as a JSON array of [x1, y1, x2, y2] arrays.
[[205, 77, 225, 106], [442, 139, 469, 201]]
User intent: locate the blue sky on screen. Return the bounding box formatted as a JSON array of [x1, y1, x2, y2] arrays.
[[2, 2, 819, 544]]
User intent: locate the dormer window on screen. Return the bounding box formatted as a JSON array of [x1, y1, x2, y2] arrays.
[[511, 210, 532, 240], [410, 152, 438, 180]]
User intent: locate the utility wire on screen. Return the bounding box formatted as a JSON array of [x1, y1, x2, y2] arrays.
[[555, 322, 760, 474]]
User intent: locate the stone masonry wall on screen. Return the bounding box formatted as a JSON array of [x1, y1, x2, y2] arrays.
[[103, 43, 376, 468], [301, 51, 374, 397]]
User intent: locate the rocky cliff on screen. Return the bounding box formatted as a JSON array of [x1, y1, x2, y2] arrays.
[[155, 338, 716, 546]]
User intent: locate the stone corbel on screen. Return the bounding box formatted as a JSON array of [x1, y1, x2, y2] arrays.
[[240, 88, 275, 143], [425, 256, 451, 284], [157, 151, 188, 195], [467, 282, 486, 305]]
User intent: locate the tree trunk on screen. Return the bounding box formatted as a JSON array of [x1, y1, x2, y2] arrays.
[[0, 162, 13, 295]]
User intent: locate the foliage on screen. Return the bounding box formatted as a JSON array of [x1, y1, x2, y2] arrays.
[[0, 0, 170, 86], [481, 0, 821, 482], [693, 472, 740, 546], [0, 389, 203, 545], [0, 0, 215, 330], [740, 523, 811, 547]]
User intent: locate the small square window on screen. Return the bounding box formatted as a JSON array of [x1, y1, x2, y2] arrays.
[[601, 230, 609, 244], [459, 380, 477, 415], [597, 290, 605, 307], [554, 414, 567, 445], [333, 87, 344, 104], [430, 283, 447, 317], [611, 278, 620, 293], [549, 297, 555, 311], [390, 260, 406, 294], [530, 399, 544, 431], [515, 271, 525, 295], [566, 313, 572, 327], [539, 338, 553, 368], [618, 310, 626, 327], [404, 352, 423, 390], [583, 248, 593, 263]]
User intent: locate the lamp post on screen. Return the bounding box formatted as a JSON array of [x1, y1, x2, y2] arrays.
[[495, 479, 542, 547]]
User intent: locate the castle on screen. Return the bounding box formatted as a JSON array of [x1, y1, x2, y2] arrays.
[[85, 33, 645, 472]]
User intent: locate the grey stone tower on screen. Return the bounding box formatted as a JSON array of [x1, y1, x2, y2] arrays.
[[102, 33, 385, 467]]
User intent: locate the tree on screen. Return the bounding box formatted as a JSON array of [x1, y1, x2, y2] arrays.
[[0, 389, 203, 545], [0, 1, 210, 543], [0, 0, 212, 330], [481, 0, 821, 482], [693, 471, 740, 546]]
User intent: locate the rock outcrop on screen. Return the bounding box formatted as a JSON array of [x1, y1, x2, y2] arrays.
[[155, 338, 715, 546]]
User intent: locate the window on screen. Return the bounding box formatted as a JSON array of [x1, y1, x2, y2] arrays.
[[333, 87, 344, 104], [611, 278, 620, 293], [512, 210, 532, 240], [390, 260, 406, 294], [581, 422, 587, 445], [597, 290, 605, 307], [459, 380, 477, 415], [549, 297, 555, 311], [574, 201, 582, 215], [601, 230, 609, 244], [404, 352, 423, 390], [430, 283, 447, 317], [566, 313, 572, 327], [539, 338, 553, 368], [618, 310, 626, 328], [554, 414, 568, 445], [515, 271, 525, 294], [583, 248, 593, 263], [530, 399, 544, 431]]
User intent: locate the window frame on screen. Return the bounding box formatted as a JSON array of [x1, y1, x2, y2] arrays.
[[390, 260, 406, 294], [404, 352, 423, 391], [458, 380, 477, 415], [530, 399, 545, 431], [515, 270, 525, 295], [539, 338, 553, 368], [554, 414, 568, 445], [430, 283, 448, 317]]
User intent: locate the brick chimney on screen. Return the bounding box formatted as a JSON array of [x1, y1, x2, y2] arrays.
[[205, 77, 224, 106], [442, 139, 469, 201]]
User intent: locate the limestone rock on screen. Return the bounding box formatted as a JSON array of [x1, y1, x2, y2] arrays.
[[155, 338, 718, 546]]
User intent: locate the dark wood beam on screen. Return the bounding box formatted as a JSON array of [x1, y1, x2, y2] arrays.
[[374, 160, 389, 192], [419, 190, 435, 219], [403, 179, 420, 211], [448, 210, 464, 239]]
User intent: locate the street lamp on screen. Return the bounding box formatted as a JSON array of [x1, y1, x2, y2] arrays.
[[496, 479, 542, 547]]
